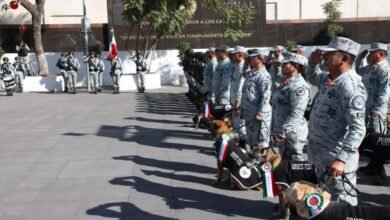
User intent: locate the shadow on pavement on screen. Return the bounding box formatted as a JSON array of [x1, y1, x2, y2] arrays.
[[96, 125, 208, 151], [113, 155, 215, 174], [124, 116, 193, 125], [86, 202, 176, 220], [109, 176, 274, 219], [136, 93, 195, 116]]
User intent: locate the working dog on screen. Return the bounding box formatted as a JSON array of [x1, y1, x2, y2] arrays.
[[210, 120, 318, 219], [286, 181, 390, 220], [359, 130, 390, 185], [192, 103, 233, 129], [254, 147, 318, 219]]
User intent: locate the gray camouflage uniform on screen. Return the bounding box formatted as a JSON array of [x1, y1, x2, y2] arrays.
[[355, 55, 390, 134], [230, 60, 247, 141], [215, 57, 233, 105], [306, 64, 367, 206], [65, 57, 80, 93], [203, 56, 218, 101], [97, 57, 105, 90], [272, 74, 310, 161], [110, 58, 122, 92], [241, 67, 272, 149]]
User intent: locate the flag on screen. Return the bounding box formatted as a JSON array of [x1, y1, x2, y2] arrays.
[[109, 28, 118, 60]]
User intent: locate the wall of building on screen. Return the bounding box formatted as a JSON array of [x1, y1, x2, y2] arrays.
[[0, 0, 108, 25], [266, 0, 390, 21]]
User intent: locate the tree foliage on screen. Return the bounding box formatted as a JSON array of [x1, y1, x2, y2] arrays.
[[285, 40, 297, 52], [176, 42, 191, 67], [203, 0, 255, 42], [322, 0, 344, 37], [122, 0, 197, 59], [0, 47, 4, 58]]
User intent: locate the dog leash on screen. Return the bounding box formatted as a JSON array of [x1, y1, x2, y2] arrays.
[[318, 168, 360, 197]]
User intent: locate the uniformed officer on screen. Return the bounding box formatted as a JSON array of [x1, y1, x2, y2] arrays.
[[16, 40, 31, 76], [214, 44, 233, 105], [1, 57, 15, 76], [97, 55, 105, 92], [66, 52, 80, 94], [56, 53, 69, 92], [269, 45, 284, 92], [135, 52, 148, 93], [306, 36, 367, 206], [1, 57, 16, 96], [203, 47, 218, 102], [85, 52, 99, 94], [13, 57, 26, 93], [272, 53, 310, 161], [291, 45, 309, 70], [229, 46, 247, 149], [110, 56, 122, 94], [241, 49, 272, 150], [355, 43, 390, 134]]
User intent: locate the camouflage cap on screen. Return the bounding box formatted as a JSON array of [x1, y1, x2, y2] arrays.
[[230, 46, 246, 53], [291, 45, 305, 51], [249, 49, 269, 57], [216, 44, 230, 52], [205, 47, 216, 53], [368, 42, 388, 52], [230, 46, 247, 54], [273, 45, 284, 51], [320, 36, 361, 56], [281, 52, 306, 66]]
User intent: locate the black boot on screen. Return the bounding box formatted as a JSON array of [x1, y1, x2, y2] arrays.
[[64, 87, 68, 93], [112, 88, 117, 94]]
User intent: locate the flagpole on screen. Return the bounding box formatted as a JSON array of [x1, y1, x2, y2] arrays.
[[82, 0, 90, 92]]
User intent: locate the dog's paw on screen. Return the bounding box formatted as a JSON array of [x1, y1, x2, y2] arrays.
[[272, 211, 290, 220]]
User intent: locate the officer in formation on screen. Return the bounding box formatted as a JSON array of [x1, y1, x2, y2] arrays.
[[13, 57, 26, 93], [65, 52, 80, 94], [213, 45, 233, 105], [97, 55, 105, 92], [135, 52, 148, 93], [241, 49, 272, 149], [110, 56, 122, 94], [0, 57, 15, 77], [15, 40, 31, 76], [229, 46, 247, 149], [56, 53, 69, 92], [355, 43, 390, 134], [85, 52, 100, 94], [269, 45, 284, 92], [306, 36, 367, 206], [0, 57, 16, 95], [202, 47, 218, 102], [272, 53, 310, 161]]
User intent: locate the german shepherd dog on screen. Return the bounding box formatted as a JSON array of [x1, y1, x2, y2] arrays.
[[210, 120, 317, 220], [286, 181, 390, 220]]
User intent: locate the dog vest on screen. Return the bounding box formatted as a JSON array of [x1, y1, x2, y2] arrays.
[[214, 135, 262, 189], [312, 201, 390, 220], [360, 133, 390, 160], [272, 160, 318, 187]]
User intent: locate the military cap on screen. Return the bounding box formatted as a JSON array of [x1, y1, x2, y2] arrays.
[[205, 47, 216, 53], [291, 45, 305, 51], [368, 42, 388, 52], [273, 45, 284, 51], [320, 36, 361, 56], [216, 44, 230, 52], [281, 52, 306, 66], [249, 49, 269, 57], [230, 46, 246, 54]]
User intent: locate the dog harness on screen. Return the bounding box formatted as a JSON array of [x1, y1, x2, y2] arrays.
[[272, 160, 318, 187], [214, 136, 263, 189]]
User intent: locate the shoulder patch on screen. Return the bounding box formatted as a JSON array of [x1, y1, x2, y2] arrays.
[[295, 87, 306, 96], [351, 95, 365, 110]]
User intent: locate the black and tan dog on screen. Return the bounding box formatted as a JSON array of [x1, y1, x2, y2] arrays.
[[359, 130, 390, 185], [286, 181, 390, 220], [210, 120, 318, 220]]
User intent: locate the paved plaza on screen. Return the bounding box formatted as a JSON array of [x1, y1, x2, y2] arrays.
[[0, 87, 388, 220]]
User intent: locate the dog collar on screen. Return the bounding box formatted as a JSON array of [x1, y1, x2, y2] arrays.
[[305, 193, 324, 219]]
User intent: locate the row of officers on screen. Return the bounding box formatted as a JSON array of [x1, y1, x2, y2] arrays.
[[0, 51, 148, 94], [201, 37, 390, 206]]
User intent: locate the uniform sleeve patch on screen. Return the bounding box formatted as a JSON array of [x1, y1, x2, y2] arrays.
[[295, 87, 305, 96], [351, 95, 365, 110]]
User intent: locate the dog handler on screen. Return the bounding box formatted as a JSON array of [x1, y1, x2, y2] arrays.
[[272, 53, 310, 161], [306, 36, 367, 206], [241, 49, 272, 150]]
